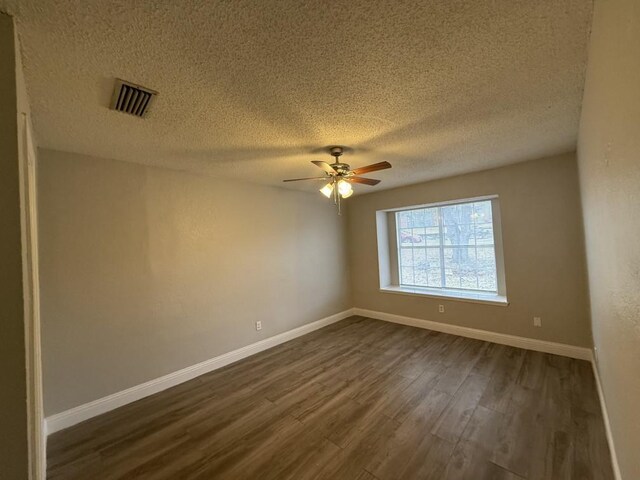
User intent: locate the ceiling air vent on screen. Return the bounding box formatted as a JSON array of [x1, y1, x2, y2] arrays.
[[109, 79, 158, 118]]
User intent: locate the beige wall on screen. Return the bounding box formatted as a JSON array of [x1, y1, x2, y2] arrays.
[[348, 153, 592, 347], [38, 149, 351, 416], [0, 11, 29, 479], [577, 0, 640, 477]]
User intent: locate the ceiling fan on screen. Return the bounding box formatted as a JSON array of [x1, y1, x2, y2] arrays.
[[283, 147, 392, 214]]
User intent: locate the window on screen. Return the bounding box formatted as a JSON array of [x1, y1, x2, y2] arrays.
[[376, 196, 507, 304]]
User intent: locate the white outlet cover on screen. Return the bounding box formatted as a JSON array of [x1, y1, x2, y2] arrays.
[[256, 321, 262, 331], [533, 317, 542, 327], [438, 305, 445, 313]]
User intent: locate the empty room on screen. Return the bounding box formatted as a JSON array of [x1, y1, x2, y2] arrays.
[[1, 0, 638, 479]]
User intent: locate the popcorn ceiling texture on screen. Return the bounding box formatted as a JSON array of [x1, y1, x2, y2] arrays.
[[11, 0, 592, 192]]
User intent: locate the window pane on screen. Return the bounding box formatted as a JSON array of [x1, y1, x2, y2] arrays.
[[399, 229, 414, 246], [477, 246, 496, 263], [442, 203, 476, 246], [474, 223, 494, 246], [400, 248, 414, 267], [411, 227, 425, 244], [427, 269, 442, 287], [460, 272, 479, 290], [412, 209, 426, 227], [413, 249, 427, 268], [413, 269, 428, 286], [460, 246, 478, 272], [424, 226, 440, 246], [477, 247, 497, 291], [473, 201, 493, 223], [426, 247, 441, 269], [423, 207, 439, 227], [397, 211, 412, 229], [400, 266, 414, 284], [478, 264, 497, 291], [445, 271, 461, 288], [460, 203, 476, 224], [440, 204, 459, 226], [443, 247, 458, 288]]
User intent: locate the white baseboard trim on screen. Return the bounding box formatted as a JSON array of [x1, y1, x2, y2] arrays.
[[45, 308, 355, 435], [352, 307, 592, 361], [46, 306, 621, 478], [590, 356, 622, 480]]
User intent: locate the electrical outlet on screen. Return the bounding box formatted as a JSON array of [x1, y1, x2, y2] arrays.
[[594, 347, 599, 363], [438, 304, 445, 313], [533, 317, 542, 327], [255, 321, 262, 331]]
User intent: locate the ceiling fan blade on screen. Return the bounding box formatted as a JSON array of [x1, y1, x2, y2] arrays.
[[282, 176, 329, 182], [312, 160, 338, 174], [350, 161, 392, 175], [348, 176, 381, 186]]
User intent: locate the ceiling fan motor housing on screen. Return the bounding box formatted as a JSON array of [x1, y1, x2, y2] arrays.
[[332, 163, 351, 175]]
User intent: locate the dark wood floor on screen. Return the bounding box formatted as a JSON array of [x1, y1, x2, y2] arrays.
[[47, 316, 614, 479]]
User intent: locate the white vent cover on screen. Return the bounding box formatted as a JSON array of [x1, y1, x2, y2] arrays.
[[109, 79, 157, 118]]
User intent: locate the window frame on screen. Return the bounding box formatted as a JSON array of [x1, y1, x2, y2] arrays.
[[377, 195, 508, 306]]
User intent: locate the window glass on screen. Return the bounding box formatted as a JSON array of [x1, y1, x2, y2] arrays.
[[396, 200, 497, 293]]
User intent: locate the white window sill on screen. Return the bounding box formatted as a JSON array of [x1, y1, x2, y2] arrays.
[[379, 285, 509, 306]]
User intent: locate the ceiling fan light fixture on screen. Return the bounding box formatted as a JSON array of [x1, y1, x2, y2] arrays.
[[320, 182, 334, 198], [283, 146, 392, 214], [338, 179, 353, 198]]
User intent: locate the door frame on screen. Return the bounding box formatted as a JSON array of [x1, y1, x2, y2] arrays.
[[19, 112, 46, 479]]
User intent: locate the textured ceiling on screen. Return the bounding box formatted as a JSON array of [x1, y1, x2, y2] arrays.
[[11, 0, 592, 193]]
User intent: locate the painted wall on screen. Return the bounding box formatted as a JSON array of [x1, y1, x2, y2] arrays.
[[38, 149, 350, 416], [348, 153, 592, 347], [0, 11, 29, 479], [577, 0, 640, 477]]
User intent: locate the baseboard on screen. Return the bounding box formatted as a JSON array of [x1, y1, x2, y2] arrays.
[[590, 355, 622, 480], [44, 308, 597, 429], [46, 306, 621, 479], [45, 308, 355, 435], [45, 306, 621, 479], [353, 307, 592, 360]]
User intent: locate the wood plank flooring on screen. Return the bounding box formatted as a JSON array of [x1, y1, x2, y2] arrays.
[[47, 316, 614, 479]]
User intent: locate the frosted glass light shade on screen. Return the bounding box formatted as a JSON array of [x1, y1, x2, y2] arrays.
[[338, 180, 353, 198], [320, 182, 334, 198]]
